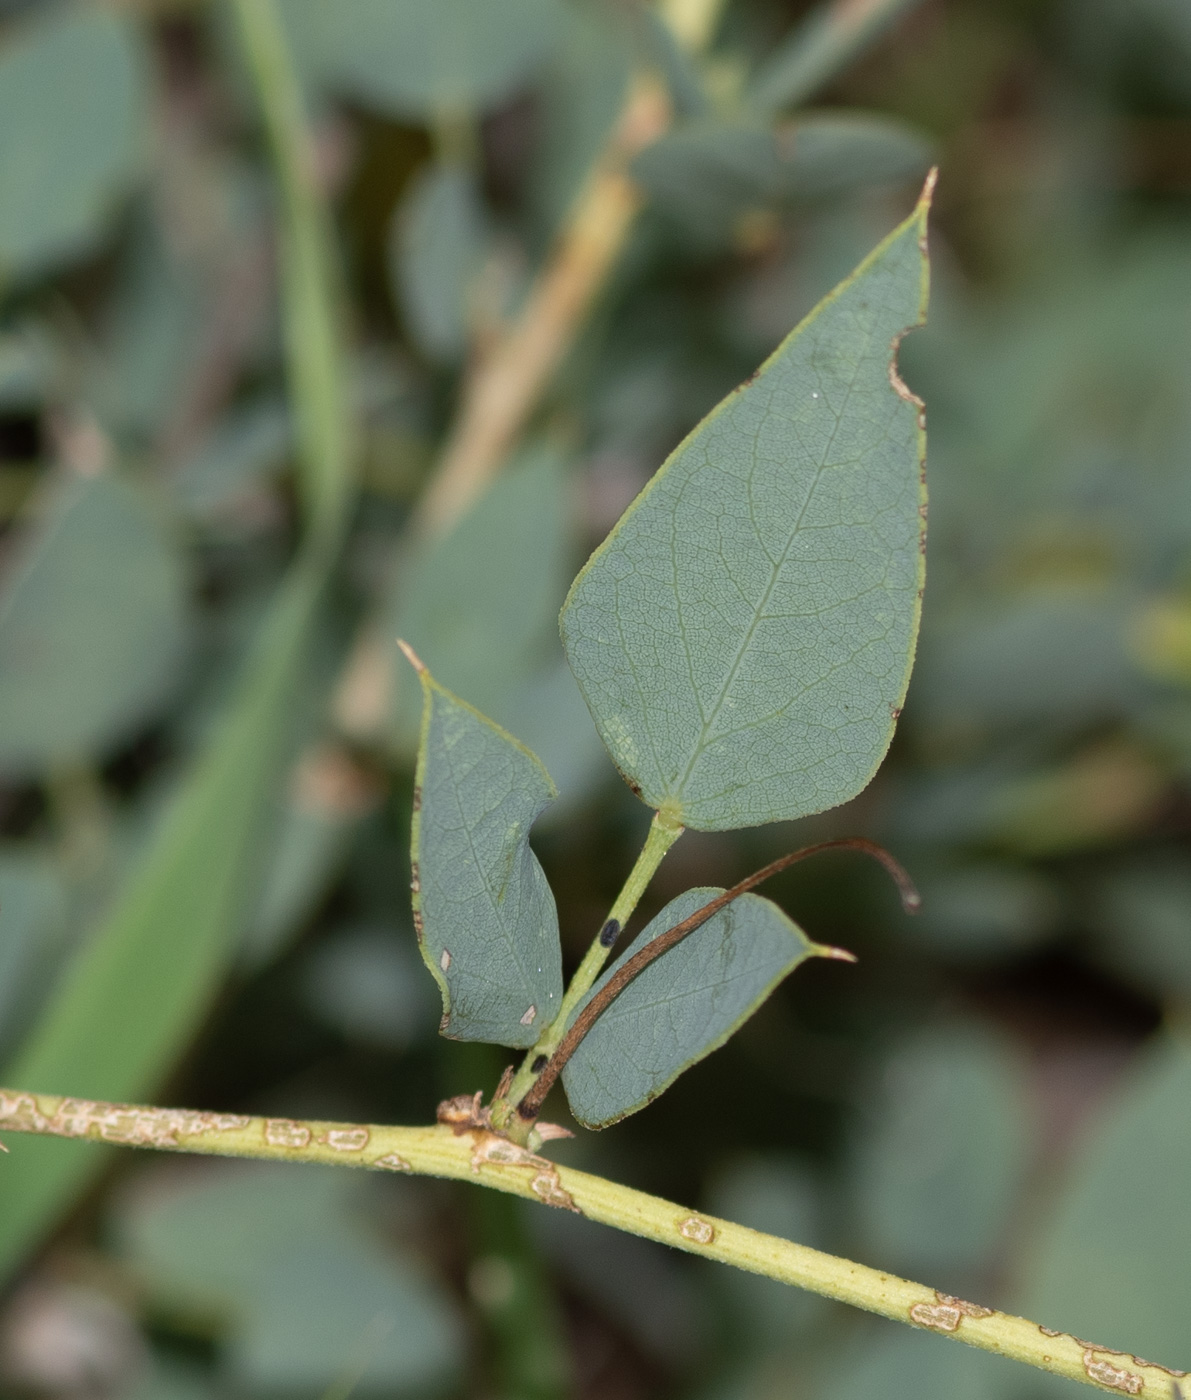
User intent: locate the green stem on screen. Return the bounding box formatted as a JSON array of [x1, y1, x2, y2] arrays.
[[490, 811, 683, 1136], [0, 1088, 1179, 1399], [232, 0, 353, 556]]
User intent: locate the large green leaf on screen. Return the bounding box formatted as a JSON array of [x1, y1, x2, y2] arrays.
[[407, 658, 563, 1046], [562, 887, 827, 1128], [632, 114, 931, 245], [0, 6, 149, 283], [0, 474, 188, 777], [0, 561, 322, 1281], [850, 1025, 1031, 1281], [285, 0, 563, 119], [561, 184, 931, 830], [115, 1164, 464, 1394], [1018, 1035, 1191, 1373]]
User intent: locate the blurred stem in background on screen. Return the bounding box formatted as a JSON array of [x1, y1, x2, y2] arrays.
[[0, 0, 354, 1282]]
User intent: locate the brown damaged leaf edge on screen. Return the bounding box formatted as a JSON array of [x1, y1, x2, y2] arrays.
[[0, 1086, 1184, 1396]]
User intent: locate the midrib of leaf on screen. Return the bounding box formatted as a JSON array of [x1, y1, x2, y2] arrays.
[[668, 345, 873, 801]]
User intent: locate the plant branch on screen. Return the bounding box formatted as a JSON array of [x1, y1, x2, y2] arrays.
[[515, 838, 919, 1123], [0, 1088, 1180, 1398], [490, 810, 684, 1134], [409, 74, 670, 541]]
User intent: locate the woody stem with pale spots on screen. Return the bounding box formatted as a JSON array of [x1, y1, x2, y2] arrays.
[[0, 1088, 1182, 1398]]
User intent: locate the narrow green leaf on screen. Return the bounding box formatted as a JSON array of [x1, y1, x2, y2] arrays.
[[0, 6, 149, 283], [0, 0, 353, 1286], [0, 561, 322, 1281], [0, 474, 188, 778], [1018, 1035, 1191, 1371], [405, 651, 563, 1047], [389, 162, 487, 364], [561, 181, 932, 831], [562, 887, 827, 1128]]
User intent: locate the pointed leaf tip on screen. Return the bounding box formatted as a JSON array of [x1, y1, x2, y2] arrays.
[[561, 197, 933, 831], [396, 638, 427, 675], [816, 944, 858, 963]]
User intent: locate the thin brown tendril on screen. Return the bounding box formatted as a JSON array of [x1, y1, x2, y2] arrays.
[[516, 838, 919, 1122]]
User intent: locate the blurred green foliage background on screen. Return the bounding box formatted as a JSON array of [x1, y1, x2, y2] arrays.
[[0, 0, 1188, 1396]]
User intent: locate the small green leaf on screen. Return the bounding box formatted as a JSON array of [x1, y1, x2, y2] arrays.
[[287, 0, 563, 119], [562, 887, 827, 1128], [405, 651, 563, 1047], [561, 182, 932, 830], [633, 114, 931, 245], [0, 474, 188, 778], [1018, 1035, 1191, 1371], [0, 6, 149, 283], [389, 162, 487, 364]]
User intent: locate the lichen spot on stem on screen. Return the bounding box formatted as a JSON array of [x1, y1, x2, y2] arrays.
[[678, 1215, 716, 1245]]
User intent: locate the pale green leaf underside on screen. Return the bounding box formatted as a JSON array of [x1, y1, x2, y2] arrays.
[[410, 668, 562, 1047], [562, 887, 821, 1128], [561, 189, 931, 830]]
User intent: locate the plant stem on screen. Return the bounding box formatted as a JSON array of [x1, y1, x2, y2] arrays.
[[490, 811, 683, 1135], [0, 1088, 1180, 1398], [233, 0, 353, 555], [410, 73, 670, 540], [516, 838, 919, 1123]]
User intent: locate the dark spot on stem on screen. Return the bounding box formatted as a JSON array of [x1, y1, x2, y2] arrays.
[[532, 1054, 548, 1073], [599, 919, 620, 948]]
